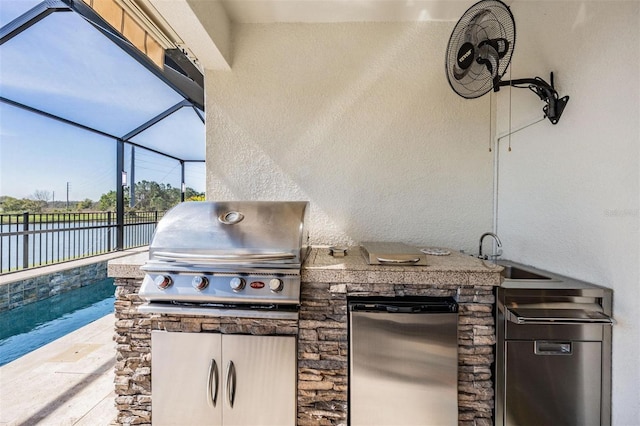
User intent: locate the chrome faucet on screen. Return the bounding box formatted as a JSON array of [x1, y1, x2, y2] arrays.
[[479, 232, 502, 260]]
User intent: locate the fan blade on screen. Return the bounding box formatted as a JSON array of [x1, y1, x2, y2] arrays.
[[458, 10, 503, 80], [464, 9, 491, 46], [476, 44, 499, 79], [479, 38, 510, 59], [453, 65, 471, 81], [467, 10, 491, 34], [451, 8, 489, 79], [454, 61, 488, 82]]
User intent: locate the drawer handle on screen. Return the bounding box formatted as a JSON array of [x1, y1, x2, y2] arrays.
[[505, 308, 615, 325], [535, 341, 572, 355]]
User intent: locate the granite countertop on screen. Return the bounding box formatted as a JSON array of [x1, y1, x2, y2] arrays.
[[107, 246, 503, 286], [107, 250, 148, 279], [303, 246, 502, 286]]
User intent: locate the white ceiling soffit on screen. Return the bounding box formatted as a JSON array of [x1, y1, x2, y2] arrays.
[[220, 0, 478, 23], [144, 0, 232, 70], [139, 0, 490, 71]]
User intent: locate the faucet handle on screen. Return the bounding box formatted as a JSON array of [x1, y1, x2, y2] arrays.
[[484, 248, 503, 262]]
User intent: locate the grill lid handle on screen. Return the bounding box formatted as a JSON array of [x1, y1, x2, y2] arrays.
[[152, 251, 296, 262], [218, 211, 244, 225]]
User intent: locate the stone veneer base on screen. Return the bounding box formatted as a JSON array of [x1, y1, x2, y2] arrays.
[[296, 282, 495, 426], [113, 285, 495, 425]]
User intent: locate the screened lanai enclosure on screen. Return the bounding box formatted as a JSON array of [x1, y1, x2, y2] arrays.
[[0, 0, 205, 272]]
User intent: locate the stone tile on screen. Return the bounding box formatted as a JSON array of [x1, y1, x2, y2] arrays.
[[23, 279, 37, 291], [75, 392, 117, 426], [9, 291, 24, 308], [0, 315, 115, 426], [47, 343, 102, 363], [23, 287, 38, 304], [9, 281, 24, 294]]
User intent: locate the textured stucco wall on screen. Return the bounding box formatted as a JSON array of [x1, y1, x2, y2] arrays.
[[205, 22, 493, 250], [495, 2, 640, 423]]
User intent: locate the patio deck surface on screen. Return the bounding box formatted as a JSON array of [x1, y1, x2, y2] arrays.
[[0, 314, 116, 425]]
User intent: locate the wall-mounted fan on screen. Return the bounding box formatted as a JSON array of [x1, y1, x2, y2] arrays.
[[446, 0, 569, 124]]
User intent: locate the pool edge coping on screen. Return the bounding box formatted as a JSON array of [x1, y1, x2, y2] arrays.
[[0, 247, 148, 286]]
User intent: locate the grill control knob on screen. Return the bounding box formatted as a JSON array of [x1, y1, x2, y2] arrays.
[[269, 278, 284, 292], [154, 275, 172, 290], [192, 276, 209, 291], [230, 277, 245, 291]]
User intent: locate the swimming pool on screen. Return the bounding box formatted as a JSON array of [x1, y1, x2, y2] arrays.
[[0, 278, 115, 366]]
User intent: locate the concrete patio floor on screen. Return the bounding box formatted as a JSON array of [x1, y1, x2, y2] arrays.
[[0, 314, 116, 425]]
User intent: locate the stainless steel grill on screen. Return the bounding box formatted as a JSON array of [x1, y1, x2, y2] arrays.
[[139, 201, 309, 319]]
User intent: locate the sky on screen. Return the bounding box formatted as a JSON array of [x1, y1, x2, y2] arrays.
[[0, 0, 205, 202]]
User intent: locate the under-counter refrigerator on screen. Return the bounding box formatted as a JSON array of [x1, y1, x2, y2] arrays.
[[348, 297, 459, 426]]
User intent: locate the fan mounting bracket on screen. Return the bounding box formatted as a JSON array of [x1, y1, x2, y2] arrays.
[[495, 72, 570, 125]]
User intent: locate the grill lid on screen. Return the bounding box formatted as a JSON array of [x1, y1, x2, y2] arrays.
[[146, 201, 309, 268]]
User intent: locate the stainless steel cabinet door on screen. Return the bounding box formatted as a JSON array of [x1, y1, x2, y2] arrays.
[[222, 334, 296, 426], [151, 332, 296, 426], [151, 331, 223, 425], [505, 340, 602, 426]]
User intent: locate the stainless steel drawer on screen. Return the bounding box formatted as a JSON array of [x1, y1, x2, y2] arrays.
[[504, 340, 602, 426]]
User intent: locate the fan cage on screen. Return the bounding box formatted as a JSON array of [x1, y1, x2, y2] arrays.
[[446, 0, 516, 99]]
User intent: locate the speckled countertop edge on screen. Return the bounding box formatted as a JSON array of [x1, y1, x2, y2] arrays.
[[107, 246, 504, 286], [107, 251, 148, 279]]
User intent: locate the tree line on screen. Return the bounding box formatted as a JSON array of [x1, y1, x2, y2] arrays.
[[0, 180, 204, 214]]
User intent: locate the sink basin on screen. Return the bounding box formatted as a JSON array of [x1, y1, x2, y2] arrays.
[[500, 265, 552, 280]]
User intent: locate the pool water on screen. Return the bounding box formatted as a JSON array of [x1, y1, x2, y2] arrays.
[[0, 278, 115, 366]]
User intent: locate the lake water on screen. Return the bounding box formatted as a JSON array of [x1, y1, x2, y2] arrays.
[[0, 277, 115, 366]]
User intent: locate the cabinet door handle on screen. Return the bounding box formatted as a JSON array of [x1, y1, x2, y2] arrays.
[[226, 361, 236, 408], [207, 359, 219, 407]]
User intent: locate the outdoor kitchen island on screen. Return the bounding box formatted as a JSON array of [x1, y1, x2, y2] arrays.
[[108, 247, 502, 426]]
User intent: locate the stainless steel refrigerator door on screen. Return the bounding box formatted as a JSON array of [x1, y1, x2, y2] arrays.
[[504, 340, 602, 426], [349, 310, 458, 426]]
